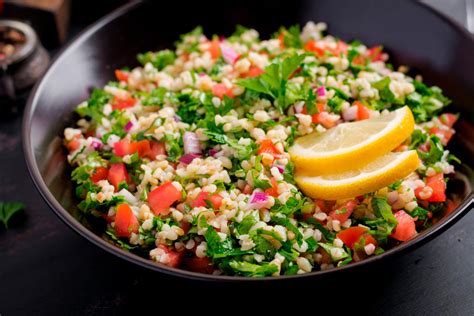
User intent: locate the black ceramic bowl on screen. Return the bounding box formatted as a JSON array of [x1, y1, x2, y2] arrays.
[[23, 0, 474, 281]]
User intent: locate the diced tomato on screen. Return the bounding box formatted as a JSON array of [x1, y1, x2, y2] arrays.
[[355, 101, 371, 121], [66, 140, 81, 152], [429, 127, 453, 145], [336, 226, 368, 249], [135, 140, 151, 157], [113, 139, 137, 157], [157, 244, 184, 268], [91, 167, 109, 183], [257, 139, 281, 159], [191, 191, 223, 210], [115, 69, 129, 82], [278, 33, 285, 48], [264, 177, 279, 197], [144, 141, 166, 159], [212, 83, 234, 99], [148, 182, 182, 215], [107, 163, 129, 191], [114, 203, 139, 237], [314, 199, 334, 213], [439, 113, 458, 128], [367, 46, 384, 62], [304, 39, 325, 57], [364, 234, 378, 247], [208, 39, 221, 59], [425, 173, 447, 202], [301, 103, 325, 115], [311, 112, 337, 128], [112, 97, 136, 111], [241, 66, 265, 78], [330, 200, 358, 223], [184, 256, 214, 274], [391, 210, 417, 241]]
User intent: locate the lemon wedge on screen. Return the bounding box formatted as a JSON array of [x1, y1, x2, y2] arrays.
[[295, 150, 420, 200], [289, 106, 415, 175]]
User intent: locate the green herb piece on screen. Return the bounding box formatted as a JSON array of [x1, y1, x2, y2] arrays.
[[0, 201, 25, 228], [229, 261, 278, 277]]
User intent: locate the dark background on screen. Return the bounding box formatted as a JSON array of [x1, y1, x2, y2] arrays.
[[1, 0, 473, 314]]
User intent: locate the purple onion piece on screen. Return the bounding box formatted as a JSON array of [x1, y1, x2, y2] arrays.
[[124, 121, 134, 132], [274, 165, 285, 173], [173, 115, 182, 122], [220, 43, 239, 64], [179, 153, 202, 165], [208, 148, 219, 157], [247, 191, 269, 209], [316, 86, 326, 97], [183, 132, 202, 154], [91, 140, 103, 150]]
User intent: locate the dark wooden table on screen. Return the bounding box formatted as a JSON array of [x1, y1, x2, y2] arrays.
[[1, 2, 473, 315]]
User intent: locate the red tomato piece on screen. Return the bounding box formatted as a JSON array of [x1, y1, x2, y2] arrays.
[[242, 66, 265, 78], [304, 39, 325, 57], [329, 200, 358, 223], [367, 46, 384, 62], [208, 39, 221, 59], [336, 226, 368, 249], [425, 173, 447, 202], [257, 139, 281, 157], [91, 167, 109, 183], [364, 234, 378, 247], [264, 177, 279, 198], [66, 140, 81, 152], [115, 203, 139, 237], [439, 113, 458, 128], [391, 210, 417, 241], [107, 163, 129, 191], [148, 182, 182, 215], [135, 140, 151, 157], [429, 127, 454, 145], [191, 191, 222, 210], [355, 101, 370, 121], [184, 256, 214, 274], [157, 244, 184, 268], [144, 141, 166, 159], [115, 69, 129, 82], [212, 83, 234, 99], [112, 97, 136, 111], [113, 139, 137, 157]]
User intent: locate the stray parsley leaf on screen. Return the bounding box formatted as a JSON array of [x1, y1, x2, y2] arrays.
[[0, 201, 25, 228]]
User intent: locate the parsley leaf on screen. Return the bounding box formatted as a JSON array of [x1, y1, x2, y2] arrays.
[[0, 201, 25, 228], [237, 54, 307, 112], [229, 260, 278, 277], [418, 135, 444, 165], [137, 49, 176, 70]]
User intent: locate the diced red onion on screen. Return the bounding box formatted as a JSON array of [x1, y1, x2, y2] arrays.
[[173, 115, 181, 122], [124, 121, 134, 132], [247, 191, 269, 209], [179, 153, 201, 165], [198, 72, 206, 77], [342, 106, 358, 121], [220, 44, 240, 64], [274, 164, 285, 173], [91, 140, 103, 150], [218, 36, 225, 42], [208, 148, 219, 157], [316, 86, 326, 97], [183, 132, 202, 154]]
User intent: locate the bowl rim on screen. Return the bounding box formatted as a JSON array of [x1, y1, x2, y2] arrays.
[[22, 0, 474, 282]]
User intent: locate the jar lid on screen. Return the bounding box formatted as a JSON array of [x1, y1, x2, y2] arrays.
[[0, 19, 38, 67]]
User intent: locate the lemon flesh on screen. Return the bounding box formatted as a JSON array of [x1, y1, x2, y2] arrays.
[[289, 106, 415, 175], [295, 150, 420, 200]]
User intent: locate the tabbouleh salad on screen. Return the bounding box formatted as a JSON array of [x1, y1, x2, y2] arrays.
[[63, 22, 459, 276]]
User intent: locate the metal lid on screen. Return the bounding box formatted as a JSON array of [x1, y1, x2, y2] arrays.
[[0, 19, 38, 67]]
